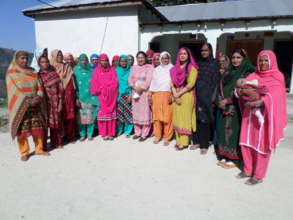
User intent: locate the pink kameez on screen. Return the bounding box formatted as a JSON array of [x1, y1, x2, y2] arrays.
[[128, 64, 154, 137], [91, 54, 118, 137], [239, 50, 287, 180]]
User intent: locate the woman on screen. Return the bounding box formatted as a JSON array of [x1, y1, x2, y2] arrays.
[[31, 48, 48, 72], [128, 55, 135, 66], [171, 47, 198, 150], [218, 54, 230, 76], [152, 53, 161, 68], [191, 43, 220, 154], [50, 50, 77, 143], [6, 51, 49, 161], [64, 53, 75, 69], [236, 50, 287, 185], [128, 51, 153, 142], [74, 54, 100, 141], [112, 55, 120, 68], [90, 54, 99, 70], [38, 56, 63, 149], [146, 49, 154, 65], [149, 52, 173, 146], [116, 55, 133, 137], [217, 49, 255, 168], [91, 54, 118, 140]]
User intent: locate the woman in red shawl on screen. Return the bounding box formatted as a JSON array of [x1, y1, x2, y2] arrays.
[[146, 49, 154, 65], [236, 50, 287, 185], [38, 56, 63, 149], [112, 55, 120, 68], [50, 50, 77, 143], [91, 54, 118, 140]]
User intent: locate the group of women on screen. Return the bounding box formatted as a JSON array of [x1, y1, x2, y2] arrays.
[[6, 44, 287, 185]]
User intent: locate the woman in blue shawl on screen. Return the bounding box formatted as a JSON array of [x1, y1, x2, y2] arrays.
[[116, 55, 133, 137], [89, 54, 99, 70], [73, 54, 100, 141]]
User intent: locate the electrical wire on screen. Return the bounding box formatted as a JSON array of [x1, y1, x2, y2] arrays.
[[35, 0, 57, 8]]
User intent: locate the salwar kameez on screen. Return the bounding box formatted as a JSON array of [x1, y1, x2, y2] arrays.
[[116, 55, 133, 136], [91, 54, 118, 138], [74, 54, 100, 138], [128, 64, 154, 138], [172, 67, 197, 146]]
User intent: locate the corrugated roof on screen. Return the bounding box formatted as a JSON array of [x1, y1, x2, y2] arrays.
[[156, 0, 293, 22]]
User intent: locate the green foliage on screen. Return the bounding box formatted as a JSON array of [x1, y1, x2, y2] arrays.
[[152, 0, 223, 6]]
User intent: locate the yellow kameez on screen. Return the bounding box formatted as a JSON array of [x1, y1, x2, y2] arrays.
[[172, 67, 198, 146]]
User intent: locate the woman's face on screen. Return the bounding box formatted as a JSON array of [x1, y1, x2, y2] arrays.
[[179, 49, 188, 63], [100, 58, 108, 68], [161, 54, 170, 66], [259, 55, 270, 71], [39, 57, 50, 71], [57, 51, 63, 63], [128, 55, 134, 66], [219, 56, 227, 69], [16, 54, 29, 68], [137, 54, 146, 66], [119, 57, 127, 68], [201, 44, 211, 58], [91, 58, 98, 66], [153, 56, 161, 67], [81, 57, 88, 66], [231, 52, 244, 67], [112, 59, 119, 67], [42, 49, 48, 58], [147, 56, 153, 64]]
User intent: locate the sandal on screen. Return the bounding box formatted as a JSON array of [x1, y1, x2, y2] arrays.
[[189, 144, 200, 150], [80, 137, 86, 142], [132, 135, 140, 140], [200, 149, 208, 155], [236, 172, 252, 179], [20, 155, 29, 161], [153, 139, 160, 144], [163, 141, 169, 146], [139, 137, 147, 142], [245, 178, 263, 185], [176, 145, 188, 151], [35, 152, 50, 156]]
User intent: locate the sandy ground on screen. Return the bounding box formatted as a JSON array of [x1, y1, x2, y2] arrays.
[[0, 120, 292, 220]]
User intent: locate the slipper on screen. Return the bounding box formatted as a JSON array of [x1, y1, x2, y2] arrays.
[[245, 178, 263, 185], [236, 172, 252, 179]]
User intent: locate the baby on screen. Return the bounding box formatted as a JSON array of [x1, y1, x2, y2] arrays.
[[236, 78, 268, 124]]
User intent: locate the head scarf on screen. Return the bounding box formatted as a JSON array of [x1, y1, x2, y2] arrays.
[[152, 53, 161, 67], [146, 49, 154, 57], [170, 47, 198, 88], [89, 54, 99, 70], [112, 55, 120, 67], [38, 55, 60, 88], [31, 48, 46, 72], [240, 50, 287, 153], [74, 53, 91, 72], [63, 53, 73, 60], [50, 49, 74, 89], [149, 51, 173, 92], [116, 55, 131, 98], [6, 51, 44, 139]]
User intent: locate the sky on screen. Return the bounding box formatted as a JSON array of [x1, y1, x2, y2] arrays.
[[0, 0, 43, 52]]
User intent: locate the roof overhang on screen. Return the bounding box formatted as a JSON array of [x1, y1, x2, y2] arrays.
[[23, 0, 168, 22]]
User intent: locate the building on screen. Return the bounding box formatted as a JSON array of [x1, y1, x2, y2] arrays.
[[23, 0, 293, 93]]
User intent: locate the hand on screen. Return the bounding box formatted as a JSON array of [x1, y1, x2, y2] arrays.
[[168, 95, 173, 104], [136, 87, 143, 95], [173, 91, 180, 99], [57, 102, 63, 112], [76, 99, 82, 108], [126, 95, 132, 104], [244, 101, 255, 109], [148, 95, 152, 105], [242, 88, 260, 100], [175, 97, 181, 105], [218, 99, 227, 110], [30, 95, 41, 107]]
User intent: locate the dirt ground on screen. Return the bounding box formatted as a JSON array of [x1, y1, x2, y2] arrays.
[[0, 121, 292, 220]]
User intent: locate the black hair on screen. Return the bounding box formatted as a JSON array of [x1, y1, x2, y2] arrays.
[[232, 48, 247, 58], [201, 43, 213, 57], [136, 51, 147, 58]]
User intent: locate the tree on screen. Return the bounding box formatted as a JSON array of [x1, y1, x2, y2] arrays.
[[152, 0, 223, 6]]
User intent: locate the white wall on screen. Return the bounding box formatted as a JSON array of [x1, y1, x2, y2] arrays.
[[34, 7, 139, 59]]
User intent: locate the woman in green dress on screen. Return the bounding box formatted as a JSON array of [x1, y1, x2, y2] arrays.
[[216, 49, 255, 168], [73, 54, 100, 141]]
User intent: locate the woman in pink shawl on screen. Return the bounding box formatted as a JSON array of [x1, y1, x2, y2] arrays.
[[128, 51, 154, 142], [236, 50, 287, 185], [91, 54, 118, 140]]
